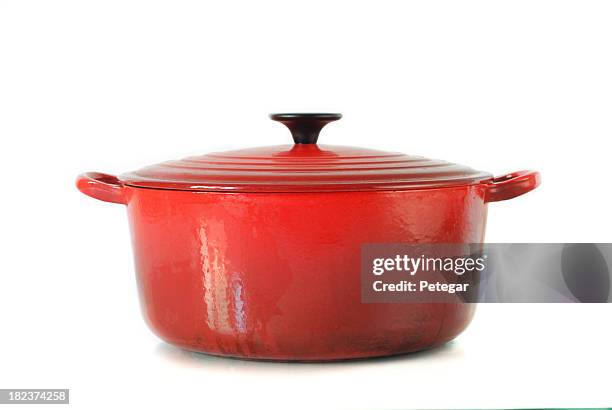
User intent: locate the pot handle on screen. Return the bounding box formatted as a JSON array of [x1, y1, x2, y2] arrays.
[[484, 170, 540, 203], [76, 172, 126, 205]]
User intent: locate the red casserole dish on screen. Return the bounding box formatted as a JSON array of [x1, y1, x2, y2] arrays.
[[77, 113, 539, 361]]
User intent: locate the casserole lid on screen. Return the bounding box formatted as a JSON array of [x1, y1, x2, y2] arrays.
[[120, 113, 492, 193]]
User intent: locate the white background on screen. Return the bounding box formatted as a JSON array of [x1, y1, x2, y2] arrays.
[[1, 1, 611, 409]]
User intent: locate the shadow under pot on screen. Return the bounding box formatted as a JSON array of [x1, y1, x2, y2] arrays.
[[77, 113, 540, 361]]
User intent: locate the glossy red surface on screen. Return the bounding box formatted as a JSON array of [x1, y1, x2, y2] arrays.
[[76, 170, 539, 361], [133, 186, 484, 360]]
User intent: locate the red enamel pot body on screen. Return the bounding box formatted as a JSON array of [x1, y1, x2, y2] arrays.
[[77, 114, 540, 361]]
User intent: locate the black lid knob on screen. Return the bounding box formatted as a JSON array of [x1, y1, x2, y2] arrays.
[[270, 113, 342, 144]]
